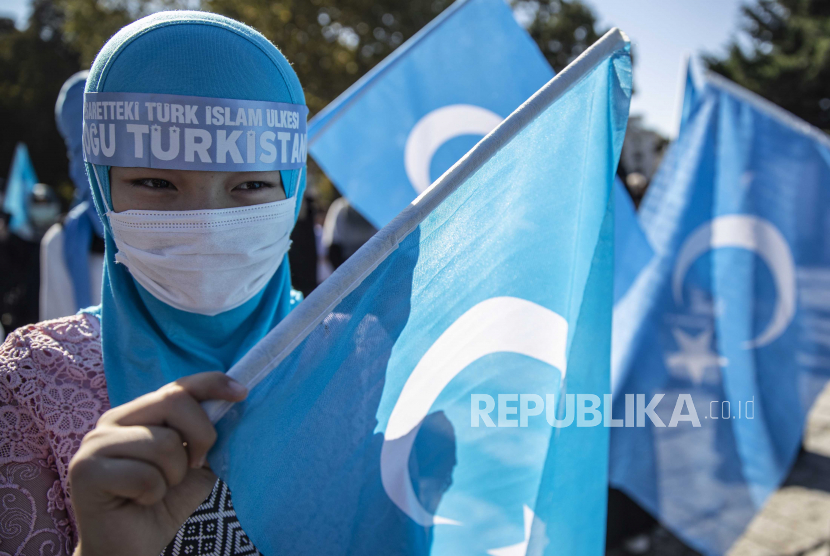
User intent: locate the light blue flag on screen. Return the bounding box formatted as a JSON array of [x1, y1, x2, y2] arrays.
[[610, 67, 830, 555], [611, 177, 654, 395], [206, 29, 631, 556], [611, 176, 654, 393], [307, 0, 554, 228], [678, 58, 704, 136], [3, 143, 38, 238], [613, 176, 652, 305]]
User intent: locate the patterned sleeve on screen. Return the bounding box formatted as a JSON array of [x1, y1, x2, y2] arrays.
[[0, 316, 262, 556], [0, 335, 74, 556]]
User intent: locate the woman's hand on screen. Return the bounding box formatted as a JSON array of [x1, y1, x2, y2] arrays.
[[69, 371, 248, 556]]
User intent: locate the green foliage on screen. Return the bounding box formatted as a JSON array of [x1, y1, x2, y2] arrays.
[[200, 0, 604, 201], [517, 0, 605, 72], [0, 0, 604, 204], [0, 0, 80, 204], [200, 0, 603, 115], [55, 0, 603, 120], [57, 0, 196, 68], [705, 0, 830, 131], [204, 0, 453, 116]]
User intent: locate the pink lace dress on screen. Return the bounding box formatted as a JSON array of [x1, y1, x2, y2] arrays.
[[0, 314, 260, 556]]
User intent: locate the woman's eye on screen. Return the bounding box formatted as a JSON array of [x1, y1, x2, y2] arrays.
[[235, 181, 274, 191], [133, 178, 175, 190]]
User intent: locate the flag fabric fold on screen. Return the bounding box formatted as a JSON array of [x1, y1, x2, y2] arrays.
[[206, 28, 631, 556], [307, 0, 554, 229]]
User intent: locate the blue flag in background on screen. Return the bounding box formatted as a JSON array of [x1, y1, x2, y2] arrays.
[[307, 0, 554, 228], [206, 30, 631, 556], [611, 176, 654, 393], [614, 176, 652, 305], [678, 58, 703, 137], [3, 143, 38, 239], [610, 68, 830, 555]]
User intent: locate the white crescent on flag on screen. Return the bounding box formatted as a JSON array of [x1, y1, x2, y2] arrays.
[[380, 296, 568, 526]]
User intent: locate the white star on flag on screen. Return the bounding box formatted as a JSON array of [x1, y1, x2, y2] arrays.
[[665, 328, 728, 385]]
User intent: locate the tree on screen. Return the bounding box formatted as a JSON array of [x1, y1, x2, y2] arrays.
[[57, 0, 189, 68], [57, 0, 603, 119], [516, 0, 605, 72], [203, 0, 603, 114], [204, 0, 452, 116], [0, 0, 80, 203], [705, 0, 830, 132], [14, 0, 605, 204], [202, 0, 604, 201]]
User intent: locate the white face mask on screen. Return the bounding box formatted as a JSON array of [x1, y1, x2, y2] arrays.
[[106, 196, 296, 316], [29, 203, 61, 228]]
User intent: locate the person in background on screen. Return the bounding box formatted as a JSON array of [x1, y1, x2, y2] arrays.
[[1, 141, 58, 332], [40, 71, 106, 320], [0, 183, 60, 333], [29, 183, 62, 235], [287, 192, 320, 297], [322, 196, 377, 270], [314, 205, 334, 284], [625, 171, 649, 207]]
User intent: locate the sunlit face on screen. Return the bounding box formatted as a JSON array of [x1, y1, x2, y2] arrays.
[[109, 167, 286, 212]]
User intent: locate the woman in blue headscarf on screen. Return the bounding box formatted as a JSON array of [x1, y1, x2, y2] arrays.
[[40, 70, 107, 321], [0, 11, 308, 556]]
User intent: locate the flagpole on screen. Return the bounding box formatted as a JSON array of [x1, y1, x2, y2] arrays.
[[204, 27, 630, 423]]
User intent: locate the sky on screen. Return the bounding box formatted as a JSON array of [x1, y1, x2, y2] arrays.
[[585, 0, 746, 137], [0, 0, 29, 27], [0, 0, 747, 138]]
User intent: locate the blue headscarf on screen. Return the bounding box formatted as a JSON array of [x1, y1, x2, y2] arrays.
[[84, 11, 307, 406], [56, 70, 106, 310]]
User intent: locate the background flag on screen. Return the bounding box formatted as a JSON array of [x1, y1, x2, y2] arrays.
[[206, 29, 631, 556], [610, 66, 830, 555], [611, 175, 654, 393], [2, 142, 38, 238], [307, 0, 553, 228], [613, 176, 652, 306]]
